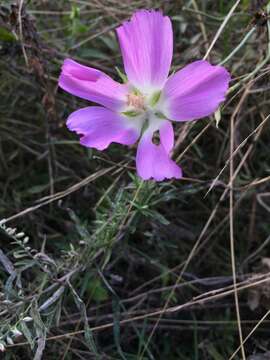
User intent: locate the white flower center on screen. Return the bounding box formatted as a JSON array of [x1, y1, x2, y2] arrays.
[[122, 88, 166, 136]]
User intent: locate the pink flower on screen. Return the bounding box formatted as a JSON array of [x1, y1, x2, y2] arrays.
[[59, 10, 230, 181]]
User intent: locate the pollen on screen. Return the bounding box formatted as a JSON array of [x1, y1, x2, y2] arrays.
[[127, 93, 145, 110]]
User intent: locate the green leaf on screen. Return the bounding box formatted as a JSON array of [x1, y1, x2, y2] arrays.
[[112, 298, 127, 360], [68, 280, 99, 356], [70, 5, 80, 20], [31, 302, 47, 360], [0, 27, 16, 42], [115, 66, 128, 83], [20, 321, 35, 350], [80, 48, 108, 60], [74, 21, 88, 34], [206, 343, 224, 360], [13, 250, 28, 259], [100, 35, 117, 51], [68, 208, 90, 240], [151, 211, 170, 226], [27, 184, 49, 194], [90, 278, 109, 302]]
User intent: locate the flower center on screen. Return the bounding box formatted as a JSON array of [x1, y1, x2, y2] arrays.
[[123, 89, 166, 125], [127, 93, 145, 110]]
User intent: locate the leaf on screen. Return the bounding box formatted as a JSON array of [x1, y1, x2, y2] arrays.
[[68, 208, 90, 240], [115, 66, 128, 83], [13, 250, 28, 259], [90, 278, 109, 303], [70, 4, 80, 20], [72, 19, 88, 35], [31, 301, 47, 360], [68, 280, 99, 356], [80, 48, 108, 60], [39, 286, 65, 312], [26, 184, 50, 194], [206, 343, 224, 360], [112, 298, 127, 360], [0, 27, 16, 42], [151, 211, 170, 226], [20, 321, 35, 350], [100, 35, 117, 51]]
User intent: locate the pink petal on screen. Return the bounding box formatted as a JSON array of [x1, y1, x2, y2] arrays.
[[59, 59, 128, 111], [136, 121, 182, 181], [67, 106, 140, 150], [116, 10, 173, 92], [162, 60, 230, 121], [160, 120, 174, 153]]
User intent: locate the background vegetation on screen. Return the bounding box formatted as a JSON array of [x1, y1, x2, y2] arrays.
[[0, 0, 270, 359]]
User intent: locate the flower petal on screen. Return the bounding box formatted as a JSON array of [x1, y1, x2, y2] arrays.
[[159, 120, 174, 153], [67, 106, 141, 150], [136, 122, 182, 181], [161, 60, 230, 121], [59, 59, 128, 111], [116, 10, 173, 93]]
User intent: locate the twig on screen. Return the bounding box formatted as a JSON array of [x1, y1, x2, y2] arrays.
[[203, 0, 241, 60], [229, 81, 248, 360], [18, 0, 29, 66]]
